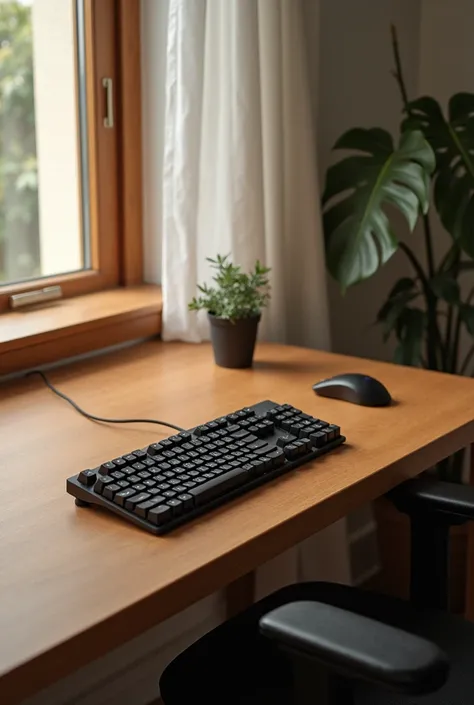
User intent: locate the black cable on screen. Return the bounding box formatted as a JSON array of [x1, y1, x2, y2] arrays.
[[27, 370, 186, 433]]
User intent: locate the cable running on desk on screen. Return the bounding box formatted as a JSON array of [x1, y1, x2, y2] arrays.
[[27, 370, 186, 432]]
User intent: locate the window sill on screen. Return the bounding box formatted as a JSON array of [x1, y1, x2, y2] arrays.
[[0, 285, 162, 375]]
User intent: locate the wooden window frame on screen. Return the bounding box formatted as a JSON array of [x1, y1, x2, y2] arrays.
[[0, 0, 144, 313], [0, 0, 160, 377]]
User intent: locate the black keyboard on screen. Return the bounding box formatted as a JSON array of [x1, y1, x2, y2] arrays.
[[67, 401, 345, 535]]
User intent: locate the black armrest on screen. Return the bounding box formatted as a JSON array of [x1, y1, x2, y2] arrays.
[[259, 601, 448, 696], [388, 477, 474, 523]]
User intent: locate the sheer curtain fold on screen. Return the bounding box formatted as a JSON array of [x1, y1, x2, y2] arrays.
[[162, 0, 330, 349], [161, 0, 350, 589]]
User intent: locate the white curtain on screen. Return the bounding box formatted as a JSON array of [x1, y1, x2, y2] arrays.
[[160, 0, 350, 592], [162, 0, 330, 348]]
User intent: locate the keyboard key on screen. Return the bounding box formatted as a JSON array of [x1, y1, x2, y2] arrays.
[[177, 493, 194, 510], [254, 444, 275, 456], [78, 469, 97, 486], [131, 483, 146, 492], [147, 444, 163, 456], [143, 479, 156, 488], [310, 432, 326, 448], [142, 457, 156, 467], [250, 458, 267, 475], [122, 466, 137, 476], [148, 487, 161, 496], [276, 433, 298, 448], [137, 471, 151, 480], [148, 504, 172, 525], [94, 475, 114, 493], [99, 461, 115, 475], [132, 449, 148, 458], [178, 432, 193, 442], [284, 444, 299, 460], [299, 437, 312, 452], [194, 425, 211, 436], [123, 454, 136, 463], [112, 457, 127, 467], [128, 475, 141, 484], [247, 439, 267, 450], [135, 496, 166, 518], [117, 480, 130, 489], [289, 423, 306, 436], [167, 499, 184, 515], [111, 471, 125, 480], [114, 488, 136, 506], [326, 424, 340, 440], [190, 467, 249, 506], [169, 434, 185, 445], [103, 483, 121, 500], [265, 448, 285, 466], [125, 492, 151, 510], [183, 480, 197, 489]]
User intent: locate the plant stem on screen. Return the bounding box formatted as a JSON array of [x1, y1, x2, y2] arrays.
[[399, 242, 442, 369], [390, 24, 409, 108], [391, 24, 439, 367]]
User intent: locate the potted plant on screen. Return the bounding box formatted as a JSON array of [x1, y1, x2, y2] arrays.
[[189, 254, 271, 369], [321, 26, 474, 610]]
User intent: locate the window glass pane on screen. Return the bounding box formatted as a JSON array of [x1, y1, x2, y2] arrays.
[[0, 0, 89, 286]]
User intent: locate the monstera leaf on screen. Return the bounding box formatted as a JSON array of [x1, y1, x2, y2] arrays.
[[403, 94, 474, 255], [322, 128, 435, 289]]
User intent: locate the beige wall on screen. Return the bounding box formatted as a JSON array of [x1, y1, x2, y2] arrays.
[[317, 0, 423, 361]]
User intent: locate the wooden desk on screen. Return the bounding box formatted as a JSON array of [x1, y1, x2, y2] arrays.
[[2, 341, 474, 704]]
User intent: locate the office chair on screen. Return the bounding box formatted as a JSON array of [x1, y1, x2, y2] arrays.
[[160, 476, 474, 704]]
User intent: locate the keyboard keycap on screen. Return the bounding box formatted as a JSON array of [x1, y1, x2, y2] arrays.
[[190, 467, 249, 506], [111, 471, 125, 480], [114, 488, 136, 506], [112, 457, 127, 467], [78, 469, 96, 486], [177, 493, 194, 510], [276, 433, 298, 448], [103, 483, 121, 500], [132, 449, 147, 458], [99, 461, 115, 475], [326, 424, 340, 440], [310, 432, 327, 448], [131, 483, 146, 492], [125, 492, 151, 510], [284, 444, 299, 460], [265, 447, 285, 466], [247, 439, 267, 450], [148, 504, 172, 525], [167, 498, 184, 515], [135, 497, 166, 518], [94, 475, 114, 493]]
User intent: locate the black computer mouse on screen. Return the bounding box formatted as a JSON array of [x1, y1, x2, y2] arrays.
[[312, 373, 391, 407]]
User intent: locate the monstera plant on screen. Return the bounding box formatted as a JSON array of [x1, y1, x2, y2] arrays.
[[322, 27, 474, 480]]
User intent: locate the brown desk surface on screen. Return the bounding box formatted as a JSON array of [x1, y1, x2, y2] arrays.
[[2, 341, 474, 703]]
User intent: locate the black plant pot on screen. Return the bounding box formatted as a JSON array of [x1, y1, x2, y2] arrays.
[[208, 313, 260, 369]]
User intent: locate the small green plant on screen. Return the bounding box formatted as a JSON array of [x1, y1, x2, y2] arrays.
[[188, 254, 271, 321]]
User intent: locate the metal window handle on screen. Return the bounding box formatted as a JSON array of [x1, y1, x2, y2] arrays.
[[102, 77, 114, 128]]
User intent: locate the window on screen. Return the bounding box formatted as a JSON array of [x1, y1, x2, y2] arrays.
[[0, 0, 134, 313], [0, 0, 156, 377]]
